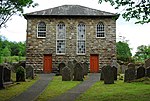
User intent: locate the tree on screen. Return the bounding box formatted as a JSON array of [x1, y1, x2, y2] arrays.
[[134, 45, 150, 62], [99, 0, 150, 24], [2, 46, 11, 57], [0, 0, 38, 28], [116, 41, 132, 62]]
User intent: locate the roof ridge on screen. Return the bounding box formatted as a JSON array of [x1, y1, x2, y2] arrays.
[[25, 5, 117, 17]]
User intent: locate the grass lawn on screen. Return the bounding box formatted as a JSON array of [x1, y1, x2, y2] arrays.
[[0, 76, 38, 101], [37, 76, 81, 101], [76, 80, 150, 101]]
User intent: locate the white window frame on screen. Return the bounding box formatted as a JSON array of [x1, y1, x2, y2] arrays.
[[96, 22, 105, 38], [56, 22, 66, 55], [37, 22, 46, 38], [76, 22, 86, 55]]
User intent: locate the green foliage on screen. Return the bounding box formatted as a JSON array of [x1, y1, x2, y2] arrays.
[[99, 0, 150, 24], [0, 35, 26, 59], [116, 41, 132, 62], [133, 45, 150, 62], [0, 0, 38, 28], [2, 46, 11, 57]]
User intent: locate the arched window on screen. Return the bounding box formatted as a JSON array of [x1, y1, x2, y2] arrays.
[[77, 23, 86, 54], [56, 22, 66, 54], [96, 22, 105, 38], [37, 22, 46, 38]]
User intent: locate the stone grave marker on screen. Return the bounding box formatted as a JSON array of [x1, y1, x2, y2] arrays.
[[137, 66, 145, 79], [26, 65, 34, 79], [146, 66, 150, 77], [3, 67, 11, 82], [83, 62, 89, 75], [16, 66, 25, 82], [62, 67, 71, 81], [103, 65, 114, 84], [58, 62, 66, 75], [145, 58, 150, 68], [100, 66, 104, 80], [124, 66, 136, 82], [0, 65, 4, 89], [112, 66, 117, 80], [67, 61, 74, 80], [73, 63, 83, 81]]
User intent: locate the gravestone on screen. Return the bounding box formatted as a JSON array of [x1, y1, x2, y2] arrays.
[[137, 66, 145, 79], [62, 67, 71, 81], [83, 62, 89, 75], [124, 67, 136, 82], [146, 66, 150, 77], [100, 66, 104, 80], [3, 67, 11, 82], [67, 61, 74, 80], [145, 58, 150, 68], [112, 66, 117, 80], [128, 63, 135, 68], [103, 65, 114, 84], [73, 63, 83, 81], [26, 65, 34, 79], [18, 61, 26, 68], [58, 62, 66, 75], [16, 66, 25, 82], [0, 65, 4, 89], [121, 65, 127, 74]]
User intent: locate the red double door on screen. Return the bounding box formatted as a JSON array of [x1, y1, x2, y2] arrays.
[[90, 54, 99, 73], [43, 54, 52, 73]]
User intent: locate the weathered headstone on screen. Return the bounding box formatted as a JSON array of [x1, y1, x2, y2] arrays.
[[83, 62, 89, 75], [0, 65, 4, 89], [73, 63, 83, 81], [16, 66, 25, 82], [146, 66, 150, 77], [67, 61, 74, 80], [145, 58, 150, 68], [26, 65, 34, 79], [121, 65, 127, 74], [58, 62, 66, 75], [62, 67, 71, 81], [137, 66, 145, 79], [3, 67, 11, 82], [100, 67, 104, 80], [103, 65, 114, 84], [18, 61, 26, 68], [112, 66, 117, 80], [124, 66, 136, 82]]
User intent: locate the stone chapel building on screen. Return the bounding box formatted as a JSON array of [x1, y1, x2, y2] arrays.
[[24, 5, 118, 73]]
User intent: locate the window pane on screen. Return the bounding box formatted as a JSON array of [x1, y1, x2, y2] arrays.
[[37, 22, 46, 37], [97, 22, 105, 37], [57, 23, 65, 39], [38, 32, 46, 37], [78, 23, 85, 39], [57, 40, 65, 53], [77, 40, 85, 54]]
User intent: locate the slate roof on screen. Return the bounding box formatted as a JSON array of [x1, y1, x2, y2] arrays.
[[25, 5, 117, 18]]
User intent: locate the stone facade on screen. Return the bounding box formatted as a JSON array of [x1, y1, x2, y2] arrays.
[[25, 5, 117, 72]]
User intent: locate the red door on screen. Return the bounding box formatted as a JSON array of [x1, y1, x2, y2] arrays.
[[43, 54, 52, 73], [90, 54, 99, 73]]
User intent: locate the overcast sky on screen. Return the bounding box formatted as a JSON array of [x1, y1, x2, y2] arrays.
[[0, 0, 150, 55]]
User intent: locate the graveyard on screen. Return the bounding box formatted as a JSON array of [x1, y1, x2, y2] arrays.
[[0, 59, 150, 101]]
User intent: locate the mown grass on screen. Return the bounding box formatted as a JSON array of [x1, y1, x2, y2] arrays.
[[76, 80, 150, 101], [0, 76, 38, 101], [37, 76, 81, 101]]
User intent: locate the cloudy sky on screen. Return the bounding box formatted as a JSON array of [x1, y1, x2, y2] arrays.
[[0, 0, 150, 55]]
